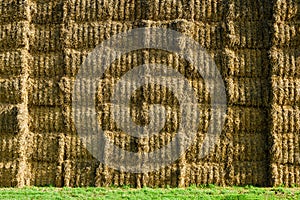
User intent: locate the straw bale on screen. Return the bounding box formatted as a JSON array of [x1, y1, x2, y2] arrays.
[[0, 22, 28, 51], [273, 22, 300, 48], [65, 22, 133, 50], [29, 161, 59, 186], [183, 162, 226, 186], [0, 78, 22, 104], [271, 164, 300, 187], [223, 48, 269, 78], [0, 161, 18, 187], [0, 0, 28, 23], [271, 105, 300, 134], [0, 51, 24, 77], [270, 47, 300, 77], [225, 106, 267, 133], [225, 0, 272, 21], [67, 0, 136, 22], [31, 0, 64, 25], [29, 24, 63, 52], [0, 105, 18, 134], [28, 106, 66, 133], [30, 53, 64, 78], [64, 134, 95, 161], [273, 0, 300, 21], [0, 133, 20, 162], [63, 160, 99, 187], [271, 133, 300, 165], [65, 49, 88, 77], [224, 21, 270, 48], [227, 161, 268, 186], [28, 78, 64, 106], [230, 133, 267, 162], [29, 133, 64, 162], [272, 76, 300, 106], [225, 77, 269, 106]]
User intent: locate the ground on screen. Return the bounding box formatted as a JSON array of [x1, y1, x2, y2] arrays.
[[0, 185, 299, 199]]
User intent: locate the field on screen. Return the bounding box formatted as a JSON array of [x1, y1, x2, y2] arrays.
[[0, 186, 299, 200]]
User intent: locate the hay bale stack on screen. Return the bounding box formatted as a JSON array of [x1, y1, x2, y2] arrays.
[[270, 0, 300, 186], [0, 0, 31, 187], [0, 0, 298, 187]]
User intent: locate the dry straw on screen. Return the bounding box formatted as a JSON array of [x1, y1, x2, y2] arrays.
[[0, 0, 299, 187]]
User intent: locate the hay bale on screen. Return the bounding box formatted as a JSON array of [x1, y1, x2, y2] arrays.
[[0, 22, 28, 50], [224, 21, 270, 48], [225, 77, 269, 106], [0, 51, 24, 76], [30, 53, 64, 78], [273, 23, 300, 48], [29, 25, 63, 52], [223, 49, 269, 77], [0, 106, 19, 134], [0, 161, 18, 187], [29, 161, 60, 186], [271, 105, 300, 140], [0, 78, 23, 104], [29, 106, 66, 133], [0, 0, 28, 23], [227, 161, 268, 186], [31, 0, 64, 24], [28, 78, 64, 106], [270, 47, 300, 77], [272, 77, 300, 106]]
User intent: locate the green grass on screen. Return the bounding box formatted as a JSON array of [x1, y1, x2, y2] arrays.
[[0, 185, 299, 199]]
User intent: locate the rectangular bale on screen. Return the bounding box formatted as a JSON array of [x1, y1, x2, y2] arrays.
[[28, 78, 64, 106], [0, 0, 28, 23], [272, 76, 300, 106], [0, 78, 23, 104], [271, 105, 300, 134], [30, 53, 64, 78], [64, 48, 224, 80], [0, 161, 18, 187], [0, 50, 24, 77], [29, 161, 60, 186], [271, 164, 300, 187], [223, 48, 269, 78], [227, 161, 268, 186], [29, 24, 63, 52], [0, 134, 20, 162], [226, 106, 268, 133], [273, 22, 300, 48], [225, 21, 270, 48], [31, 0, 64, 25], [274, 0, 300, 21], [63, 160, 99, 187], [66, 0, 136, 22], [226, 0, 272, 21], [0, 22, 28, 51], [271, 133, 300, 165], [182, 162, 226, 186], [225, 77, 270, 106], [65, 21, 225, 50], [29, 132, 64, 163], [270, 47, 300, 78], [0, 105, 18, 134], [28, 106, 66, 133]]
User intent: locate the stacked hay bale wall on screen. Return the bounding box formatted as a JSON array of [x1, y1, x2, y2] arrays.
[[0, 0, 298, 187], [270, 0, 300, 186], [0, 0, 31, 187]]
